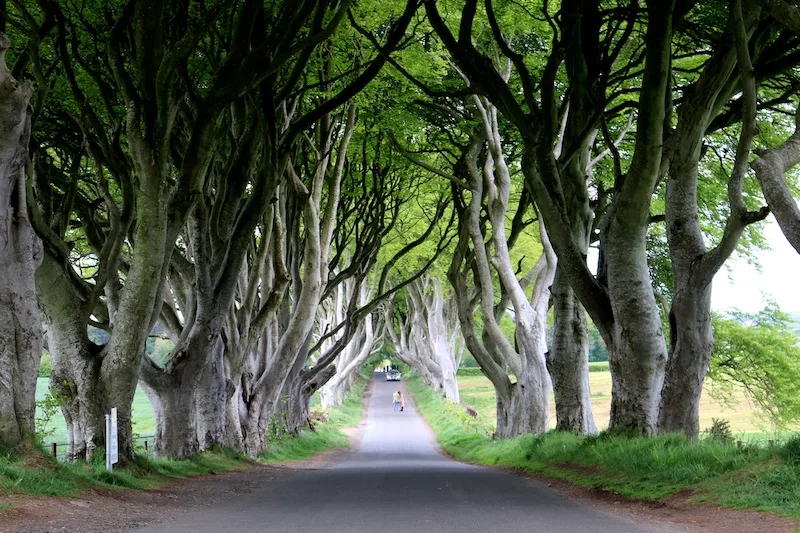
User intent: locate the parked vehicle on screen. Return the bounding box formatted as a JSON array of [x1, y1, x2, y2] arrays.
[[386, 370, 401, 381]]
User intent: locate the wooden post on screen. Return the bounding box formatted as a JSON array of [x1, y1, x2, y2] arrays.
[[51, 442, 57, 459], [144, 440, 148, 456]]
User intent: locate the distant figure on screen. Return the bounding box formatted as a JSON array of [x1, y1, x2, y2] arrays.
[[393, 390, 401, 412], [399, 391, 405, 412]]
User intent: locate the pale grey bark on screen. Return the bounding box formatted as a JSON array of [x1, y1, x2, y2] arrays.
[[140, 328, 228, 458], [37, 254, 105, 460], [387, 277, 462, 403], [419, 279, 461, 403], [442, 93, 555, 437], [751, 108, 800, 253], [476, 94, 553, 435], [659, 2, 767, 437], [141, 104, 285, 458], [0, 36, 40, 446], [425, 0, 672, 435], [319, 281, 382, 409], [234, 107, 355, 456], [589, 3, 675, 434], [549, 268, 597, 435]]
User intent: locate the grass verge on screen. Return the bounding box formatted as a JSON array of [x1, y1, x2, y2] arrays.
[[258, 376, 368, 463], [2, 376, 371, 510], [0, 441, 247, 498], [409, 376, 800, 517]]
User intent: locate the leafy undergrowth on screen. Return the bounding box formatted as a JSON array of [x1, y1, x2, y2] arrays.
[[409, 376, 800, 517], [258, 376, 368, 463], [0, 441, 247, 499]]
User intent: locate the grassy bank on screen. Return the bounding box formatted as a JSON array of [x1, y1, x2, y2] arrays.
[[410, 376, 800, 517], [0, 442, 247, 500], [258, 376, 369, 463], [4, 377, 369, 503]]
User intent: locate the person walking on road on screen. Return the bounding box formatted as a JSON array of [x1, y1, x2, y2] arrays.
[[399, 391, 405, 412], [392, 390, 401, 412]]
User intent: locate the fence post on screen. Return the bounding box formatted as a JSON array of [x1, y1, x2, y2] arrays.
[[144, 440, 148, 456], [51, 442, 57, 459], [105, 413, 112, 472]]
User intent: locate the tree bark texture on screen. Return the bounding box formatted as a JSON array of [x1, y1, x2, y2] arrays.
[[37, 253, 105, 460], [549, 268, 597, 435], [389, 277, 461, 403], [660, 3, 764, 437], [0, 36, 40, 446], [140, 328, 227, 458]]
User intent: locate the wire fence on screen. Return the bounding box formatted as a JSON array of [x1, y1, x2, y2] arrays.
[[47, 435, 156, 462]]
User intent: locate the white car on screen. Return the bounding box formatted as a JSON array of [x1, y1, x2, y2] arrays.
[[386, 370, 401, 381]]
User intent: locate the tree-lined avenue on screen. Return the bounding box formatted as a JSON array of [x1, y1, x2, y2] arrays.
[[136, 375, 671, 533]]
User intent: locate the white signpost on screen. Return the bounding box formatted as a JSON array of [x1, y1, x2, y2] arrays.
[[106, 407, 119, 472]]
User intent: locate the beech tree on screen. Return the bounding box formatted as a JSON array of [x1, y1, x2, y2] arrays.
[[387, 276, 462, 403], [0, 33, 41, 447], [13, 0, 421, 459], [318, 279, 384, 409], [422, 0, 800, 437]]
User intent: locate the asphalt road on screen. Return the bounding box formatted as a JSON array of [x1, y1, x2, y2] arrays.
[[138, 374, 673, 533]]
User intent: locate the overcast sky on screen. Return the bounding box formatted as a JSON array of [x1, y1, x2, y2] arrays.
[[712, 216, 800, 314], [583, 215, 800, 315]]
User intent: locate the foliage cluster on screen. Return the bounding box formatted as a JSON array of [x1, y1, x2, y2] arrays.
[[709, 304, 800, 427], [37, 351, 51, 378]]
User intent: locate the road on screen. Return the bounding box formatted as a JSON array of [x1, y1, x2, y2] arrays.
[[137, 374, 673, 533]]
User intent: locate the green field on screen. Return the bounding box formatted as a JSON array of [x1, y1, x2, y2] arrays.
[[35, 378, 156, 449], [457, 368, 797, 439]]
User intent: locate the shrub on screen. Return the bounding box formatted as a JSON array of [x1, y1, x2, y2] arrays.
[[704, 418, 733, 445], [781, 435, 800, 466], [38, 350, 52, 378], [457, 367, 485, 377], [588, 361, 609, 372]]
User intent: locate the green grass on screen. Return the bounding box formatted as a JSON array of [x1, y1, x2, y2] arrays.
[[0, 441, 248, 498], [456, 367, 485, 377], [8, 377, 370, 501], [36, 378, 155, 446], [588, 361, 609, 372], [409, 376, 800, 517], [258, 376, 368, 463]]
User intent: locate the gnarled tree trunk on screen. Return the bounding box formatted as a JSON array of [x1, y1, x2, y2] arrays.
[[0, 37, 40, 446], [140, 327, 228, 458], [659, 3, 766, 437], [37, 254, 105, 460], [548, 268, 597, 435]]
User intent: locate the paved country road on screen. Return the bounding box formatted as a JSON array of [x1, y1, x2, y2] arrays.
[[137, 374, 674, 533]]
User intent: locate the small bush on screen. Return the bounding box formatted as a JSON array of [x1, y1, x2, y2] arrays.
[[457, 367, 485, 377], [588, 361, 609, 373], [704, 418, 733, 445], [35, 388, 69, 444], [38, 350, 52, 378], [781, 435, 800, 466]]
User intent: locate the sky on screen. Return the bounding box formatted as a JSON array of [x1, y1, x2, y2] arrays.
[[712, 215, 800, 314]]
